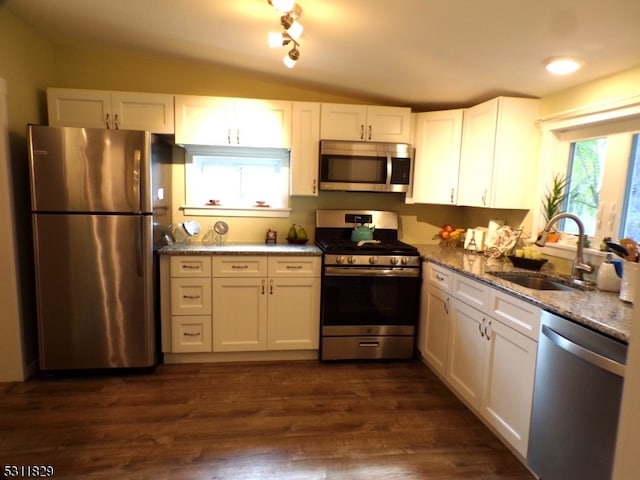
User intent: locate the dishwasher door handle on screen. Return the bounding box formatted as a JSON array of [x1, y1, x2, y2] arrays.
[[542, 325, 625, 378]]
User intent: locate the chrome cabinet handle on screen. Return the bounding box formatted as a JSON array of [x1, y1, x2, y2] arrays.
[[450, 188, 455, 204], [444, 297, 450, 314], [114, 114, 119, 130], [485, 319, 492, 341], [105, 113, 110, 129], [269, 279, 274, 294], [183, 332, 201, 337], [183, 295, 200, 299], [360, 124, 364, 140], [479, 317, 485, 337], [435, 274, 445, 281], [236, 129, 240, 145], [261, 279, 265, 295], [232, 265, 249, 269], [227, 129, 231, 144], [482, 189, 487, 206], [368, 125, 372, 140], [312, 179, 317, 194]]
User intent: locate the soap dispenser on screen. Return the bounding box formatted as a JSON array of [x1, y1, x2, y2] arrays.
[[597, 253, 622, 292]]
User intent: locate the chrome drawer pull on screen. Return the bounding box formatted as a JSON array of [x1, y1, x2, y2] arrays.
[[183, 295, 200, 299], [183, 332, 201, 337], [232, 265, 249, 269]]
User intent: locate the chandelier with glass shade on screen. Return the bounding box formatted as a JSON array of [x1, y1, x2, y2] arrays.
[[267, 0, 303, 68]]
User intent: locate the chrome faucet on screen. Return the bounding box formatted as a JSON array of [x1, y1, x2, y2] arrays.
[[535, 212, 594, 281]]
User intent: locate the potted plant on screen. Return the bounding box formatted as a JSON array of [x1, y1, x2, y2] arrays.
[[541, 172, 569, 242]]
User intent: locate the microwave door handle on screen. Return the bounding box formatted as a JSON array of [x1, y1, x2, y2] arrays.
[[386, 155, 392, 186]]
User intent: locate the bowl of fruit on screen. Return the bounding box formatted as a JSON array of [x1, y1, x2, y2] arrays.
[[433, 224, 465, 248], [286, 224, 309, 245]]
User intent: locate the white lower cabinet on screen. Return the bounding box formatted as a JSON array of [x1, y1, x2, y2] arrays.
[[164, 255, 320, 355], [212, 276, 268, 352], [418, 263, 453, 378], [422, 263, 540, 459]]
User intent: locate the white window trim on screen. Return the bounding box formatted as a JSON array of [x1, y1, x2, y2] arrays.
[[533, 94, 640, 263], [180, 205, 291, 218]]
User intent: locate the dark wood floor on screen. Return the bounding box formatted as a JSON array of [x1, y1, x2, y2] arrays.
[[0, 359, 534, 480]]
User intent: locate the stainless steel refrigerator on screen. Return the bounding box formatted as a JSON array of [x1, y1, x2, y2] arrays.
[[27, 125, 172, 371]]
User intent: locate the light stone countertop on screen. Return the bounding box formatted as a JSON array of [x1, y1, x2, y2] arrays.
[[158, 243, 322, 256], [416, 244, 632, 343]]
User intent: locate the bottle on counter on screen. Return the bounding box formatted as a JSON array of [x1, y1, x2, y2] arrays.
[[597, 253, 622, 293]]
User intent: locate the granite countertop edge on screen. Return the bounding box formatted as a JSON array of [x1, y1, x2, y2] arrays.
[[158, 243, 322, 256], [415, 244, 632, 343]]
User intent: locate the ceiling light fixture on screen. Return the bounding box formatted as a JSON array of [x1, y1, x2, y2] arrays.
[[544, 57, 584, 75], [267, 0, 303, 68]]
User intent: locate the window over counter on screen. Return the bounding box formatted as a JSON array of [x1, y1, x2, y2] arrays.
[[538, 100, 640, 258], [182, 146, 291, 217]]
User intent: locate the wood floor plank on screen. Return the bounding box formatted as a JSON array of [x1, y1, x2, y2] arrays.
[[0, 360, 534, 479]]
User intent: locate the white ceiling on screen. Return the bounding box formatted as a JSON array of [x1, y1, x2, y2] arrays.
[[6, 0, 640, 109]]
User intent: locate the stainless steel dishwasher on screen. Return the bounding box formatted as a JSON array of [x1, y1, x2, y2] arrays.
[[528, 310, 627, 480]]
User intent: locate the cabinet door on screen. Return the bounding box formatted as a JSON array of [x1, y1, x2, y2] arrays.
[[212, 277, 267, 352], [320, 103, 368, 141], [419, 283, 451, 378], [447, 298, 488, 410], [235, 99, 292, 147], [47, 88, 112, 129], [290, 101, 320, 196], [111, 92, 175, 133], [457, 98, 498, 207], [267, 277, 320, 350], [483, 317, 537, 457], [490, 97, 540, 209], [412, 110, 463, 204], [174, 95, 234, 145], [367, 105, 412, 143]]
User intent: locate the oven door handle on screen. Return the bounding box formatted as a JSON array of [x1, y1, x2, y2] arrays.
[[324, 266, 420, 277]]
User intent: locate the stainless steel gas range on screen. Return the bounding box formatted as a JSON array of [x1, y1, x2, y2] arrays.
[[315, 210, 421, 361]]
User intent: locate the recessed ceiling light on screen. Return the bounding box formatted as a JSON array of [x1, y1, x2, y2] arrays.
[[544, 57, 584, 75]]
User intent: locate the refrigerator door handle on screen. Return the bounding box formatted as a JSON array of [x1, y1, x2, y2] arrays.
[[132, 149, 142, 211]]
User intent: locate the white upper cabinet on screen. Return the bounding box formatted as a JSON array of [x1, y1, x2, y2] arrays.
[[411, 109, 464, 204], [174, 95, 291, 147], [290, 101, 320, 196], [47, 88, 175, 133], [320, 103, 412, 143], [457, 96, 540, 209]]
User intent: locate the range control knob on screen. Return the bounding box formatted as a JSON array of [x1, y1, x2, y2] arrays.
[[347, 256, 356, 264], [390, 257, 399, 265], [401, 257, 409, 265], [336, 255, 345, 264], [369, 256, 378, 264]]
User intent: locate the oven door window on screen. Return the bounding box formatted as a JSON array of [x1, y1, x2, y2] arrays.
[[321, 274, 419, 326], [320, 154, 387, 184]]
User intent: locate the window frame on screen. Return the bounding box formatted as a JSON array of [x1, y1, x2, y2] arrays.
[[181, 145, 292, 218], [535, 98, 640, 262]]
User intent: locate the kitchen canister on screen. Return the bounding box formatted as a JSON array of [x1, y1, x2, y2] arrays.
[[596, 254, 621, 292], [619, 261, 639, 303]]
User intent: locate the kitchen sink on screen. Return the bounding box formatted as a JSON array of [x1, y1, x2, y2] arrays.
[[489, 272, 583, 291]]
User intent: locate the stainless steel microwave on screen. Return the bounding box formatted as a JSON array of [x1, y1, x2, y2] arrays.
[[319, 140, 414, 193]]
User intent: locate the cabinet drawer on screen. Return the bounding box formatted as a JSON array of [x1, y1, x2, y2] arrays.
[[212, 256, 268, 277], [171, 315, 212, 352], [426, 262, 453, 291], [170, 278, 212, 315], [453, 273, 489, 312], [488, 289, 541, 341], [268, 256, 320, 277], [170, 256, 211, 277]]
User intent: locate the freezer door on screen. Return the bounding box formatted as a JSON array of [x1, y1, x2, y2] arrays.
[[28, 125, 151, 213], [33, 213, 155, 370]]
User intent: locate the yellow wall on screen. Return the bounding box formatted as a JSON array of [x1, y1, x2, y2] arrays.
[[0, 8, 54, 381], [540, 65, 640, 117]]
